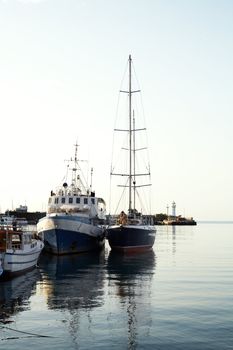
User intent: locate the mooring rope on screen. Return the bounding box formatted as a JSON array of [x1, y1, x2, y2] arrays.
[[0, 325, 55, 339]]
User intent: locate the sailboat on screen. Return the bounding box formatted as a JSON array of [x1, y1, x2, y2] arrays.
[[106, 55, 156, 252]]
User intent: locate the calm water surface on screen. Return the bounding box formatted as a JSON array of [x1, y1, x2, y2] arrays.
[[1, 223, 233, 349]]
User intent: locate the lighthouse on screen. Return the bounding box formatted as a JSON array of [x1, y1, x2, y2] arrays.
[[172, 201, 176, 217]]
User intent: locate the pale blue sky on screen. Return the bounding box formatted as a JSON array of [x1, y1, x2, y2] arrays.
[[0, 0, 233, 220]]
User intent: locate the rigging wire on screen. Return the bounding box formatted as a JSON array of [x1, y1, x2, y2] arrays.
[[132, 61, 152, 181], [110, 56, 154, 217], [114, 177, 128, 215]]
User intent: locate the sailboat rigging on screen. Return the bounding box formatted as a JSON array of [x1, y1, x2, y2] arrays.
[[106, 55, 156, 252]]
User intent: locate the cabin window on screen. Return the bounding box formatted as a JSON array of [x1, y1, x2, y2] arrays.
[[61, 197, 65, 204], [84, 198, 88, 204], [48, 198, 52, 204], [76, 197, 80, 204], [24, 235, 32, 244], [12, 234, 21, 242], [69, 197, 73, 204], [55, 197, 59, 204], [91, 198, 95, 204]]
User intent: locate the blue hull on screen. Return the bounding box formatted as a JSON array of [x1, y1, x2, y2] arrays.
[[106, 225, 155, 252], [43, 228, 105, 255]]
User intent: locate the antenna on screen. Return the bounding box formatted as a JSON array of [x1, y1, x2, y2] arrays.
[[90, 167, 93, 192]]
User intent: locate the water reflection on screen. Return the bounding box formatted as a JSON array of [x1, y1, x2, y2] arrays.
[[38, 251, 106, 348], [172, 225, 176, 254], [38, 251, 106, 310], [107, 251, 156, 349], [0, 268, 41, 324]]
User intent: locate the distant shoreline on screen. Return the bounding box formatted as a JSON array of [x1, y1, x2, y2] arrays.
[[197, 221, 233, 224]]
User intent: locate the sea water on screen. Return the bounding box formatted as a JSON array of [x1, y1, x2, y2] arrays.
[[0, 222, 233, 349]]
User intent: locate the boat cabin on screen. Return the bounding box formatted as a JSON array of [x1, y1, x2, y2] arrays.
[[0, 227, 36, 252], [47, 192, 106, 219]]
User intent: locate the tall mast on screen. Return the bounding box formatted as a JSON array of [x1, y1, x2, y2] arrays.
[[133, 110, 136, 212], [112, 55, 141, 213], [133, 110, 136, 214], [129, 54, 132, 212]]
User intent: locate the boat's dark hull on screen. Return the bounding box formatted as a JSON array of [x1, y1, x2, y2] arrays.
[[106, 225, 156, 252], [37, 215, 105, 255], [41, 228, 105, 255]]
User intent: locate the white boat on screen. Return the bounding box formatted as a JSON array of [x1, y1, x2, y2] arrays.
[[0, 222, 44, 278], [37, 143, 106, 255], [0, 214, 28, 226], [106, 55, 156, 252], [0, 215, 14, 226]]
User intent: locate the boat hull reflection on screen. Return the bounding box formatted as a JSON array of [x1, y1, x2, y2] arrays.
[[0, 268, 41, 324], [38, 251, 106, 310]]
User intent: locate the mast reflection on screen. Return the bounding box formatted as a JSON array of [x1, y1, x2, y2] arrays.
[[107, 250, 156, 349]]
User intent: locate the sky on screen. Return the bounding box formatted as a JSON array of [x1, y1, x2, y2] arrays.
[[0, 0, 233, 220]]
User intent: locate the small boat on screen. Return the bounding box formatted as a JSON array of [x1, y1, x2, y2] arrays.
[[0, 215, 14, 226], [37, 143, 106, 255], [0, 222, 44, 278], [0, 214, 28, 226], [106, 55, 156, 252]]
